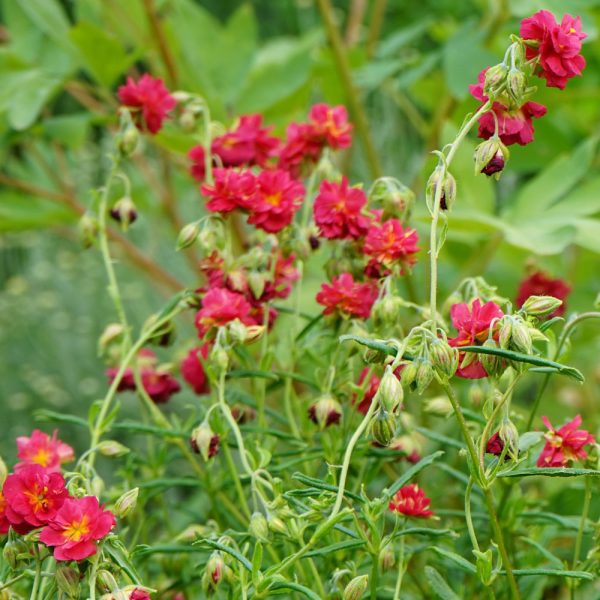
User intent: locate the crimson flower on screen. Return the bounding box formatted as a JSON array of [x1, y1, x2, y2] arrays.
[[486, 432, 505, 456], [2, 464, 69, 534], [181, 345, 211, 395], [195, 288, 253, 337], [448, 299, 504, 379], [316, 273, 378, 320], [355, 368, 380, 415], [15, 429, 74, 474], [39, 496, 115, 561], [278, 122, 323, 177], [469, 69, 547, 146], [200, 168, 256, 214], [389, 484, 433, 518], [308, 103, 352, 149], [0, 491, 9, 535], [128, 589, 152, 600], [117, 74, 176, 134], [516, 271, 571, 318], [520, 10, 586, 89], [537, 415, 595, 467], [246, 169, 305, 233], [313, 177, 371, 240], [363, 219, 419, 275]]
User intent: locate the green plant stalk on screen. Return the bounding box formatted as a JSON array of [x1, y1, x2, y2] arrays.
[[222, 441, 253, 520], [393, 530, 406, 600], [370, 553, 379, 600], [465, 478, 481, 552], [573, 477, 592, 569], [29, 550, 43, 600]]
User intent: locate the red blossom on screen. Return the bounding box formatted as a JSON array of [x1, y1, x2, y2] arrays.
[[308, 103, 352, 149], [129, 589, 152, 600], [388, 484, 433, 518], [200, 168, 256, 214], [117, 74, 176, 134], [2, 464, 69, 534], [313, 178, 371, 240], [469, 69, 547, 146], [363, 219, 419, 275], [520, 11, 586, 89], [0, 491, 9, 535], [486, 432, 505, 456], [516, 271, 571, 318], [278, 123, 323, 177], [15, 429, 74, 474], [195, 288, 253, 337], [246, 169, 305, 233], [355, 368, 381, 415], [448, 299, 504, 379], [181, 345, 211, 395], [316, 273, 379, 320], [537, 415, 595, 467], [39, 496, 115, 561]]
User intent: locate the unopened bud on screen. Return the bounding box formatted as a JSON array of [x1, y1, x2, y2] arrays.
[[248, 272, 266, 300], [363, 348, 387, 364], [520, 295, 563, 317], [371, 409, 396, 446], [190, 423, 220, 461], [96, 570, 118, 594], [98, 323, 125, 356], [249, 512, 269, 542], [372, 296, 404, 327], [480, 339, 504, 377], [204, 552, 226, 589], [379, 548, 395, 572], [78, 213, 99, 249], [423, 395, 453, 417], [484, 63, 508, 95], [268, 515, 288, 535], [399, 361, 418, 387], [427, 167, 456, 212], [0, 455, 7, 486], [144, 314, 176, 347], [344, 574, 369, 600], [114, 487, 139, 519], [56, 565, 80, 597], [118, 125, 139, 157], [210, 345, 229, 372], [474, 138, 509, 179], [369, 177, 415, 219], [474, 548, 494, 586], [510, 319, 533, 354], [415, 360, 434, 395], [308, 395, 342, 428], [177, 222, 201, 250], [498, 318, 513, 350], [3, 538, 28, 569], [110, 197, 137, 230], [378, 366, 403, 412], [486, 432, 504, 456], [231, 404, 257, 424], [430, 340, 458, 378], [498, 419, 519, 459], [507, 68, 527, 104], [97, 440, 130, 458]]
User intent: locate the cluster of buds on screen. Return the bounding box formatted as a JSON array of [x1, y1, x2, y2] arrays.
[[371, 294, 407, 330], [368, 177, 415, 221], [483, 42, 532, 106], [426, 165, 457, 213], [400, 358, 434, 395], [498, 314, 538, 355]]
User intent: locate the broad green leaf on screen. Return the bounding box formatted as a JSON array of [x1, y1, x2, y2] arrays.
[[498, 467, 600, 478], [575, 219, 600, 253], [425, 565, 461, 600], [376, 19, 432, 58], [17, 0, 77, 55], [8, 71, 61, 130], [430, 547, 477, 574], [41, 114, 91, 149], [0, 191, 74, 230], [387, 451, 445, 497]]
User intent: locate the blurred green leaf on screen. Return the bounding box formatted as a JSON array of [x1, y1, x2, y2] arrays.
[[17, 0, 77, 55], [430, 547, 477, 574], [7, 71, 61, 130], [425, 565, 461, 600], [0, 192, 73, 230], [376, 19, 432, 58], [40, 114, 91, 148]]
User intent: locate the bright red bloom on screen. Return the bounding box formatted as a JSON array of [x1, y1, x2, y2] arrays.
[[2, 464, 69, 534], [117, 74, 176, 134], [200, 168, 256, 214], [278, 123, 323, 178], [39, 496, 115, 561], [355, 368, 380, 415], [363, 219, 419, 275], [469, 69, 547, 146], [0, 491, 9, 535], [316, 273, 378, 320], [246, 169, 305, 233], [129, 589, 152, 600], [537, 415, 595, 467], [389, 484, 433, 518], [308, 104, 352, 149], [181, 345, 211, 395], [520, 11, 586, 89], [313, 178, 371, 240], [195, 287, 253, 337], [448, 299, 504, 379], [516, 271, 571, 318], [15, 429, 74, 474]]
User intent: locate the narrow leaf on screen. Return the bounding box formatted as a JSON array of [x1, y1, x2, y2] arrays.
[[498, 467, 600, 478], [386, 451, 444, 498], [425, 565, 461, 600], [430, 547, 477, 574]]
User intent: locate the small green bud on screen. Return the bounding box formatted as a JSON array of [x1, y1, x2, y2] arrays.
[[369, 177, 415, 219], [190, 423, 219, 461], [498, 419, 519, 460], [249, 512, 269, 542], [177, 222, 201, 250], [474, 138, 509, 179], [118, 125, 139, 157], [55, 565, 80, 597], [520, 295, 563, 317], [3, 538, 28, 569], [114, 487, 139, 519], [484, 63, 508, 95], [204, 552, 227, 590], [510, 319, 533, 354], [97, 440, 130, 458], [480, 339, 504, 377], [210, 345, 229, 372], [344, 574, 369, 600], [78, 213, 99, 249], [379, 548, 395, 572], [415, 360, 434, 394], [430, 340, 458, 378], [372, 295, 404, 327], [427, 167, 456, 212], [378, 366, 403, 412], [473, 549, 494, 586], [498, 318, 513, 350], [267, 515, 288, 535], [399, 361, 418, 387], [308, 395, 342, 428], [371, 409, 396, 446], [507, 68, 527, 104], [423, 395, 454, 417], [0, 455, 7, 486], [96, 569, 118, 594]]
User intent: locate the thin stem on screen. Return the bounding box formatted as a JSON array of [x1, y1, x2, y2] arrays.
[[222, 441, 252, 520], [283, 376, 301, 439], [393, 531, 405, 600], [29, 550, 43, 600], [465, 478, 481, 552], [366, 0, 388, 58], [573, 477, 592, 569], [370, 552, 379, 600]]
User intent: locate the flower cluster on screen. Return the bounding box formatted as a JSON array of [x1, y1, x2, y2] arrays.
[[1, 430, 115, 561]]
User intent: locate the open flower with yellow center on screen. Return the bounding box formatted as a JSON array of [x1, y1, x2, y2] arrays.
[[15, 429, 74, 474]]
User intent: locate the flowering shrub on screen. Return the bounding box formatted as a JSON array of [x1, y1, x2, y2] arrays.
[[1, 4, 599, 600]]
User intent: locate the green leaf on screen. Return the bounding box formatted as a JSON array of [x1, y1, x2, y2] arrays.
[[376, 19, 432, 58], [136, 478, 200, 490], [519, 537, 564, 569], [498, 467, 600, 478], [41, 114, 91, 149], [269, 581, 322, 600], [8, 70, 61, 130], [292, 473, 364, 503], [510, 569, 594, 580], [304, 539, 365, 558], [251, 542, 263, 585], [34, 410, 87, 428], [386, 451, 445, 497], [429, 547, 477, 574], [194, 539, 252, 572], [17, 0, 76, 55], [425, 565, 461, 600]]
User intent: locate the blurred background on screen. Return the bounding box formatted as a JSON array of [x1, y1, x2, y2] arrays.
[[0, 0, 599, 460]]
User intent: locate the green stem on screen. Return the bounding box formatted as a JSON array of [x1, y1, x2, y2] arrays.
[[465, 478, 481, 552], [370, 552, 379, 600], [29, 551, 43, 600], [283, 376, 301, 439], [393, 531, 405, 600], [222, 441, 252, 520], [573, 477, 592, 569]]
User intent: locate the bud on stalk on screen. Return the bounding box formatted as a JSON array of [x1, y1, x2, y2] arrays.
[[378, 366, 403, 412], [520, 295, 563, 317], [97, 440, 130, 458], [177, 222, 201, 250], [190, 423, 220, 461], [78, 213, 99, 249], [344, 574, 369, 600], [249, 512, 270, 542], [507, 68, 527, 104], [474, 137, 509, 179], [109, 197, 138, 230], [118, 125, 139, 157], [371, 409, 397, 446], [484, 63, 509, 94], [56, 565, 80, 597], [114, 487, 139, 518], [426, 167, 457, 212]]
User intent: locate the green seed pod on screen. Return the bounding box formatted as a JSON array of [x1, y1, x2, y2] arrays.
[[378, 366, 403, 413], [114, 487, 139, 519], [371, 409, 397, 446], [498, 318, 513, 350], [520, 295, 563, 317]]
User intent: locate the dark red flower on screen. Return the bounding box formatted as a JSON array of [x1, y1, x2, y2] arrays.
[[486, 432, 505, 456], [363, 219, 419, 275], [537, 415, 594, 467], [117, 74, 176, 134], [15, 429, 74, 474], [308, 396, 342, 428], [39, 496, 115, 561], [181, 345, 211, 395], [277, 123, 323, 178], [355, 368, 380, 415], [195, 288, 253, 337], [200, 168, 256, 214], [308, 103, 352, 149], [520, 10, 586, 89], [316, 273, 379, 320], [388, 484, 433, 518], [313, 178, 371, 240], [481, 152, 505, 176], [129, 589, 152, 600], [469, 69, 547, 146], [515, 271, 571, 318], [448, 299, 504, 379]]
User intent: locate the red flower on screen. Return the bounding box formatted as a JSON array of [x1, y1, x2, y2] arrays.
[[316, 273, 378, 320], [0, 491, 9, 535], [313, 178, 371, 240], [520, 11, 586, 89], [389, 484, 433, 518], [195, 288, 253, 337], [2, 464, 69, 534], [39, 496, 115, 561], [448, 299, 504, 379], [486, 432, 505, 456], [262, 253, 300, 301], [15, 429, 74, 474], [117, 74, 176, 134], [278, 123, 323, 177], [246, 169, 305, 233], [181, 345, 211, 395], [355, 368, 380, 415], [537, 415, 594, 467], [363, 219, 419, 275], [200, 168, 256, 214], [308, 104, 352, 149], [516, 271, 571, 318], [469, 69, 547, 146], [129, 589, 152, 600]]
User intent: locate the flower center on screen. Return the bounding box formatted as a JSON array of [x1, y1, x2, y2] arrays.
[[264, 192, 282, 206], [32, 447, 52, 468], [24, 487, 50, 512], [63, 515, 91, 542]]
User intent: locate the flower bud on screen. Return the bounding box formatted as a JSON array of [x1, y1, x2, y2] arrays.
[[486, 432, 504, 456], [118, 125, 139, 157], [499, 419, 519, 459], [371, 409, 396, 446], [78, 213, 99, 249], [97, 440, 130, 458], [110, 197, 138, 230], [473, 548, 494, 586], [267, 515, 288, 535], [308, 395, 342, 428], [520, 295, 563, 317], [144, 314, 176, 347], [177, 222, 201, 250], [190, 423, 220, 461], [399, 361, 418, 387], [480, 339, 504, 377], [498, 318, 513, 350], [363, 348, 387, 364], [231, 404, 257, 424], [114, 487, 139, 519], [3, 538, 28, 569], [474, 138, 509, 179], [379, 548, 396, 572], [91, 476, 105, 498], [484, 63, 509, 95], [372, 295, 404, 327], [344, 574, 369, 600], [249, 512, 269, 542], [96, 569, 119, 594], [510, 319, 533, 354], [378, 366, 403, 413], [98, 323, 125, 357], [56, 565, 80, 597], [210, 345, 229, 372], [204, 552, 225, 589], [430, 340, 458, 378], [415, 360, 434, 395], [423, 395, 453, 417], [426, 167, 456, 212], [507, 68, 527, 104], [369, 177, 415, 219]]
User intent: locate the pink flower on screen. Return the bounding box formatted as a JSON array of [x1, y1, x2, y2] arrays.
[[520, 11, 586, 89], [516, 271, 571, 318], [246, 169, 305, 233], [39, 496, 116, 561], [389, 484, 433, 518], [313, 178, 371, 240], [278, 123, 323, 177], [195, 288, 253, 337], [469, 69, 547, 146], [448, 299, 504, 379], [15, 429, 74, 474], [2, 464, 69, 534], [181, 345, 211, 395], [363, 219, 419, 275], [537, 415, 595, 467], [308, 104, 352, 149], [117, 74, 176, 134], [316, 273, 378, 320], [200, 168, 256, 214], [0, 492, 9, 535], [129, 589, 152, 600]]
